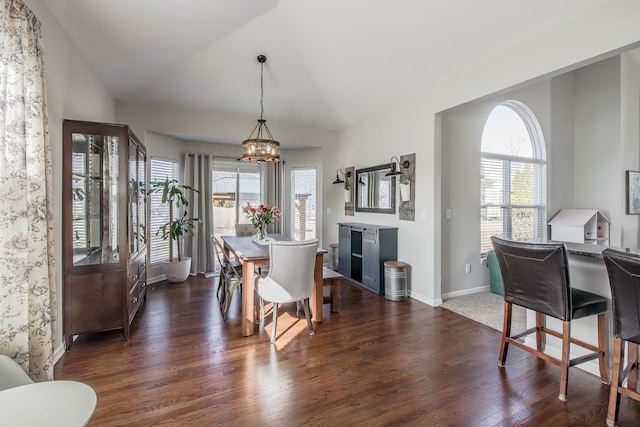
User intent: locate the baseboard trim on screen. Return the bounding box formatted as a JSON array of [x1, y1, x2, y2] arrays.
[[148, 274, 166, 284], [441, 285, 490, 300], [408, 290, 442, 307]]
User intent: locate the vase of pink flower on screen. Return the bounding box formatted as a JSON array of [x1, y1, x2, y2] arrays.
[[241, 203, 281, 241]]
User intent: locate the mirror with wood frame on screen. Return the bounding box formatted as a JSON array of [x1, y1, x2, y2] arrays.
[[356, 163, 396, 214]]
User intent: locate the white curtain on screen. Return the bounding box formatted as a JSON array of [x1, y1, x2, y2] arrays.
[[0, 0, 56, 380], [261, 161, 284, 234], [183, 153, 214, 276]]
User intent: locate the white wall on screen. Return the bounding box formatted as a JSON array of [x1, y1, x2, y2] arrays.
[[440, 80, 556, 297], [548, 73, 576, 218], [23, 0, 117, 355], [439, 52, 640, 298], [323, 98, 430, 300], [329, 0, 640, 305], [573, 57, 622, 245], [116, 102, 336, 152], [620, 49, 640, 247]]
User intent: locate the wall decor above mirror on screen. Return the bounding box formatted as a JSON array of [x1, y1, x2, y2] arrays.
[[356, 163, 396, 214]]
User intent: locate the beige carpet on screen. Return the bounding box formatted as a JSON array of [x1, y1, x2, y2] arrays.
[[441, 291, 527, 333]]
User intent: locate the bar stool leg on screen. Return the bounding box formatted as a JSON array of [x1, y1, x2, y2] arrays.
[[536, 312, 545, 352], [629, 342, 638, 390], [559, 320, 571, 402], [498, 301, 512, 367], [597, 313, 610, 384], [606, 337, 624, 427]]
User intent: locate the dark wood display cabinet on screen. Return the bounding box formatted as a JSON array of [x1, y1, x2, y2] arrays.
[[63, 120, 148, 349]]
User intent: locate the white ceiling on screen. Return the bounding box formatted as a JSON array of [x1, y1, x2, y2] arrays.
[[43, 0, 609, 131]]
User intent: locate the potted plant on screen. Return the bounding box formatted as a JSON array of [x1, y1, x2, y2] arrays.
[[399, 176, 411, 202], [344, 183, 351, 203], [149, 178, 200, 283]]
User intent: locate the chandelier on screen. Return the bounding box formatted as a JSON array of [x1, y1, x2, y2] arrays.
[[242, 55, 281, 163]]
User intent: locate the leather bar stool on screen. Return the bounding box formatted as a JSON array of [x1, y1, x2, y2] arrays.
[[602, 248, 640, 427], [491, 236, 610, 402]]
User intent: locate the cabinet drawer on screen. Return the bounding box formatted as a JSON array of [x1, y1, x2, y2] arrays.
[[139, 270, 147, 296], [129, 282, 141, 318], [128, 257, 146, 291], [363, 229, 378, 242], [129, 269, 140, 292]]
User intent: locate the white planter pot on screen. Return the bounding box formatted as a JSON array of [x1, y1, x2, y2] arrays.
[[399, 183, 411, 202], [344, 189, 351, 203], [165, 257, 191, 283]]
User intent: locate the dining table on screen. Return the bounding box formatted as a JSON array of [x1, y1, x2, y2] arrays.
[[221, 234, 327, 336]]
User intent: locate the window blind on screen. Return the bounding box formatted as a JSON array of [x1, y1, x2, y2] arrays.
[[292, 168, 316, 241], [480, 156, 543, 254], [149, 158, 179, 264]]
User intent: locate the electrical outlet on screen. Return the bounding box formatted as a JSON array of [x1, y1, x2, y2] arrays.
[[465, 262, 471, 274]]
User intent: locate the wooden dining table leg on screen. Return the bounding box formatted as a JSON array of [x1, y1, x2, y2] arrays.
[[310, 253, 324, 323], [242, 260, 256, 337]]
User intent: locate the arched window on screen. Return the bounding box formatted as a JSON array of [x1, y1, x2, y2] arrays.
[[480, 101, 546, 254]]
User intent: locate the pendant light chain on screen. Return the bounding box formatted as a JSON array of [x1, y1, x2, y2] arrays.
[[241, 54, 280, 162], [259, 60, 264, 122]]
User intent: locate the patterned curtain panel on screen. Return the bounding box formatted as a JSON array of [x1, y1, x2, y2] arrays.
[[0, 0, 56, 380], [183, 153, 214, 276]]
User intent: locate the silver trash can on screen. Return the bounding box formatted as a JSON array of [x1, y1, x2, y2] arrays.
[[329, 243, 339, 271], [384, 261, 408, 301]]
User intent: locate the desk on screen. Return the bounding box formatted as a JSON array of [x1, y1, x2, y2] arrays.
[[221, 234, 327, 336], [0, 380, 97, 426]]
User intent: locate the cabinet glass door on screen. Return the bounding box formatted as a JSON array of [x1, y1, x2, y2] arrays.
[[71, 132, 120, 265], [128, 139, 147, 255], [138, 146, 146, 250], [129, 140, 138, 255]]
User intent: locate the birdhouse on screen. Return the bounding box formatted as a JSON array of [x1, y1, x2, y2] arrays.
[[548, 209, 610, 245]]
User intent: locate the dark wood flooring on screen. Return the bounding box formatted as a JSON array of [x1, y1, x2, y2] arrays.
[[55, 275, 640, 426]]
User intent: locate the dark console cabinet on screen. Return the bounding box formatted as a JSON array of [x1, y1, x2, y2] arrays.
[[338, 223, 398, 294]]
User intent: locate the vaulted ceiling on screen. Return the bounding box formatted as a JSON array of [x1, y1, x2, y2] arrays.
[[43, 0, 609, 130]]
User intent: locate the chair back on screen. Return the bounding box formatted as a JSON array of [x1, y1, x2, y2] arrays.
[[0, 355, 33, 391], [602, 248, 640, 343], [491, 236, 571, 320], [267, 239, 318, 301], [235, 223, 255, 236], [212, 236, 241, 279]]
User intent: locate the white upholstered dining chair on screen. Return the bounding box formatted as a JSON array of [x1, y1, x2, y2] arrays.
[[255, 239, 318, 343], [0, 355, 33, 391]]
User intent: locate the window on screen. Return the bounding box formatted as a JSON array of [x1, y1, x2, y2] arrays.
[[212, 158, 261, 239], [291, 168, 317, 240], [149, 158, 179, 264], [480, 101, 546, 254]]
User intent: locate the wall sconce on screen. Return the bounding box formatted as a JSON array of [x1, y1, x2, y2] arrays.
[[332, 169, 351, 185], [386, 156, 412, 202], [385, 156, 411, 177], [334, 169, 353, 204]]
